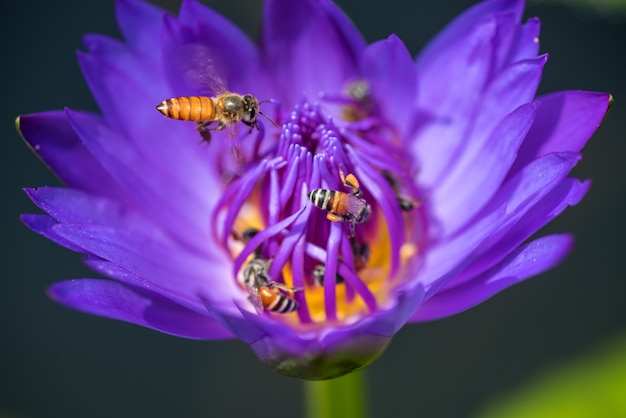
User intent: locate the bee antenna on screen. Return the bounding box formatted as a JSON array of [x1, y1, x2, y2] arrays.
[[258, 98, 279, 106], [259, 111, 280, 129]]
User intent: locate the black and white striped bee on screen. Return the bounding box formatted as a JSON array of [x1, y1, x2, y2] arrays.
[[241, 257, 299, 314], [308, 170, 371, 236]]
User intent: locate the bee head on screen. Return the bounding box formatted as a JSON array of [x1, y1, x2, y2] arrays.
[[356, 203, 372, 224], [242, 94, 258, 124]]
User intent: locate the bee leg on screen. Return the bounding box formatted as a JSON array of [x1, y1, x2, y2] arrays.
[[339, 168, 362, 196], [267, 281, 304, 293], [326, 212, 347, 223], [326, 213, 357, 237], [196, 121, 213, 144], [349, 220, 356, 237]]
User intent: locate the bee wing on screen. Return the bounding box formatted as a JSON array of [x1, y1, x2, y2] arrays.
[[245, 282, 265, 314], [346, 195, 368, 213], [176, 43, 229, 96]]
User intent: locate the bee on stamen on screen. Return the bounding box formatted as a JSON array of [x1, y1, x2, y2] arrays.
[[307, 169, 372, 236], [312, 264, 345, 286], [312, 238, 370, 286], [350, 237, 371, 271], [341, 79, 373, 122], [240, 257, 300, 314], [233, 227, 300, 314], [381, 170, 420, 212]]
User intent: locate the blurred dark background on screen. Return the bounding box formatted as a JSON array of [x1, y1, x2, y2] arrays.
[[2, 1, 624, 417]]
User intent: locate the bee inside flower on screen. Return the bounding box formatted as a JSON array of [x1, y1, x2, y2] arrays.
[[17, 0, 612, 381]]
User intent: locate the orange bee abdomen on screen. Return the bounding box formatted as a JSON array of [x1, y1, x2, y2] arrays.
[[156, 96, 215, 121], [259, 287, 298, 313]]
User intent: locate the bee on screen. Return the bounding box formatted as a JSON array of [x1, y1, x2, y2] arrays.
[[350, 237, 371, 271], [308, 169, 371, 236], [341, 79, 373, 122], [312, 238, 369, 286], [156, 93, 278, 144], [241, 257, 299, 314], [312, 263, 344, 286], [381, 170, 420, 212], [232, 226, 299, 314]]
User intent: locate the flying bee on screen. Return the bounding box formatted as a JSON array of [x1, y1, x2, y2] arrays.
[[308, 169, 371, 236], [241, 257, 299, 314], [381, 170, 420, 212], [156, 93, 278, 144]]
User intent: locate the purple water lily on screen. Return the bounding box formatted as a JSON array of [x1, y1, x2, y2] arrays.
[[18, 0, 611, 380]]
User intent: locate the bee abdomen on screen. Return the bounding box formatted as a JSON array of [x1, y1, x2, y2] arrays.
[[156, 96, 215, 121], [269, 295, 298, 313], [308, 189, 337, 211], [260, 287, 298, 313]]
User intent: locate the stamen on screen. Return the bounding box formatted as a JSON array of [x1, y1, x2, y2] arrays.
[[215, 95, 425, 329], [324, 223, 342, 321]]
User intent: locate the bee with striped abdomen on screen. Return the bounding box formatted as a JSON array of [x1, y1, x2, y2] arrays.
[[156, 93, 277, 144], [308, 169, 371, 236], [381, 170, 420, 212], [312, 238, 370, 286], [241, 257, 299, 314]]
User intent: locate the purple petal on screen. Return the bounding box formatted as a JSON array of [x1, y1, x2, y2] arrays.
[[52, 222, 239, 315], [200, 283, 426, 379], [490, 11, 522, 71], [419, 152, 580, 296], [508, 17, 541, 63], [21, 214, 88, 254], [49, 279, 232, 340], [360, 35, 417, 136], [115, 0, 166, 55], [416, 0, 523, 68], [321, 0, 367, 60], [81, 33, 165, 107], [174, 0, 272, 98], [411, 234, 573, 321], [510, 91, 613, 176], [431, 102, 537, 236], [471, 55, 546, 146], [412, 17, 496, 188], [261, 0, 364, 106], [76, 47, 175, 152], [416, 14, 495, 119], [16, 112, 127, 199], [64, 109, 217, 252], [25, 187, 160, 236], [449, 177, 588, 289]]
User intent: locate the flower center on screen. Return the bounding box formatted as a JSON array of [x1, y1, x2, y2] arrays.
[[213, 94, 425, 330]]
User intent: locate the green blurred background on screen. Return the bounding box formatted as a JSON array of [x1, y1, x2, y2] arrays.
[[2, 1, 625, 417]]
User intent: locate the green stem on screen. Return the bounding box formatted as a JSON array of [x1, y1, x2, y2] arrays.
[[304, 370, 369, 418]]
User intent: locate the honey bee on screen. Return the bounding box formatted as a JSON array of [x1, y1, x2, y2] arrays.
[[312, 237, 369, 286], [312, 263, 344, 286], [381, 170, 420, 212], [232, 226, 299, 314], [308, 169, 371, 236], [350, 237, 370, 271], [341, 79, 373, 122], [156, 93, 278, 144], [241, 257, 299, 314]]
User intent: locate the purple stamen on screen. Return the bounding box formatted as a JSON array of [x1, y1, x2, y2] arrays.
[[217, 96, 421, 322]]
